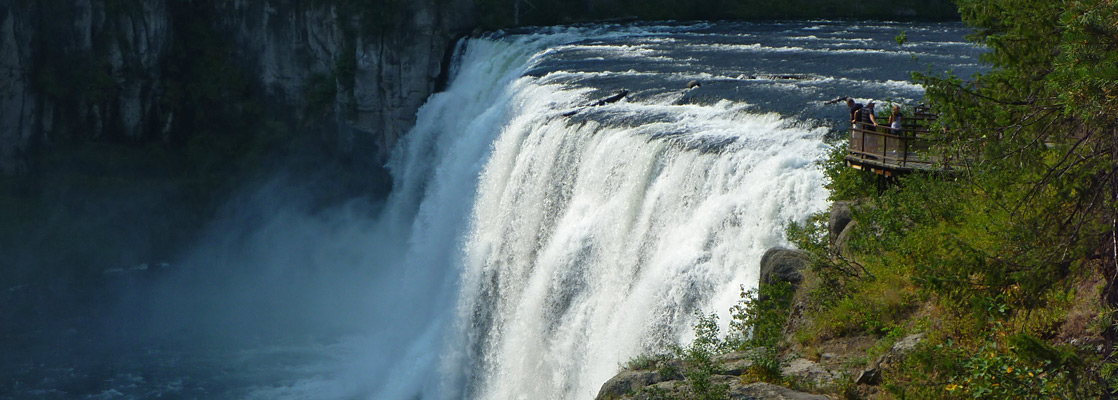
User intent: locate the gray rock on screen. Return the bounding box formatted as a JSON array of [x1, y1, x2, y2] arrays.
[[829, 201, 853, 243], [834, 220, 858, 256], [782, 358, 836, 386], [732, 382, 831, 400], [598, 355, 831, 400], [596, 370, 673, 399], [1, 1, 171, 174], [891, 333, 924, 354], [216, 0, 476, 164], [819, 352, 839, 363], [856, 333, 924, 386], [618, 378, 829, 400], [854, 367, 881, 385], [760, 248, 810, 287], [713, 351, 754, 376]]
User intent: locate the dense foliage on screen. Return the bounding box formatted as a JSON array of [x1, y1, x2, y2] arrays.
[[779, 0, 1118, 397], [913, 0, 1118, 326]]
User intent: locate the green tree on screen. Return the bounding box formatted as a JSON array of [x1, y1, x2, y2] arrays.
[[907, 0, 1118, 313]]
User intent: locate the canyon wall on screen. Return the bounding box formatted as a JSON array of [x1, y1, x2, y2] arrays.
[[0, 0, 476, 175]]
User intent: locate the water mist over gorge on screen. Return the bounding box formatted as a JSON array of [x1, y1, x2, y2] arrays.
[[1, 21, 983, 400]]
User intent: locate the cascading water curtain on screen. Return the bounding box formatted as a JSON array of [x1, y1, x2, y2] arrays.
[[441, 40, 828, 400]]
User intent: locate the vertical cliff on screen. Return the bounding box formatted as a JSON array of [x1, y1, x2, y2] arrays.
[[0, 4, 35, 175], [0, 0, 476, 176], [0, 0, 476, 288], [0, 1, 172, 175], [213, 0, 476, 164]]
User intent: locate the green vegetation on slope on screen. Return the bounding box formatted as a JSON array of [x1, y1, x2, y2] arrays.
[[780, 0, 1118, 397]]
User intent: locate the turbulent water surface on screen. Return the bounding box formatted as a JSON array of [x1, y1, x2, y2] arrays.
[[2, 21, 982, 400]]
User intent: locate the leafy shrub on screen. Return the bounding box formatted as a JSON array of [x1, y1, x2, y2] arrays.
[[820, 145, 878, 202], [729, 282, 793, 382], [623, 353, 672, 371], [673, 312, 730, 400], [936, 334, 1088, 399]]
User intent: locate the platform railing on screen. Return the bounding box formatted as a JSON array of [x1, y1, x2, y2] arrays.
[[846, 106, 941, 173]]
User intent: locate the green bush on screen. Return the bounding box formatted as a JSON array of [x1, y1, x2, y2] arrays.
[[820, 145, 878, 203], [729, 282, 793, 382], [673, 312, 730, 400]]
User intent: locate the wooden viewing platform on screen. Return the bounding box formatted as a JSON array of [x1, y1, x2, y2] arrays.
[[845, 105, 944, 176]]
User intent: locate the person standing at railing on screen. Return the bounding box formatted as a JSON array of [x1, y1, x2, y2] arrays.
[[846, 98, 863, 129], [857, 101, 878, 131], [889, 104, 903, 134]]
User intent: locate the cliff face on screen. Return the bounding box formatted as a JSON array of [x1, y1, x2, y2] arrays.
[[0, 1, 172, 174], [0, 0, 476, 175], [213, 0, 475, 162], [0, 5, 35, 175]]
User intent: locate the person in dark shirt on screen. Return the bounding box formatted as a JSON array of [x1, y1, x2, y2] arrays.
[[846, 98, 863, 129], [858, 101, 878, 131]]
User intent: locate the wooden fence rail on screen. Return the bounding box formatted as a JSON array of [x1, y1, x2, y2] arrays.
[[845, 106, 944, 176]]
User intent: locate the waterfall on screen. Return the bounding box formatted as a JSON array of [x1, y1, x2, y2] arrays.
[[381, 26, 828, 399], [0, 21, 984, 400]]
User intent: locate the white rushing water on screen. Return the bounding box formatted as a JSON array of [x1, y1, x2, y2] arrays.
[[1, 22, 985, 400], [378, 28, 828, 399], [245, 21, 983, 400]]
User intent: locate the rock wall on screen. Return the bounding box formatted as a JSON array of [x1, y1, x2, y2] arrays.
[[213, 0, 476, 161], [0, 0, 476, 175], [0, 4, 36, 175], [0, 1, 172, 174]]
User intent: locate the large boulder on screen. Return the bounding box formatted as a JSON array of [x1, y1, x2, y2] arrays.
[[760, 248, 810, 287], [783, 358, 838, 386], [829, 201, 854, 243], [834, 220, 858, 257], [596, 368, 680, 400]]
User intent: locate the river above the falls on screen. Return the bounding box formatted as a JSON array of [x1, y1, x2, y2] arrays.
[[1, 20, 983, 400]]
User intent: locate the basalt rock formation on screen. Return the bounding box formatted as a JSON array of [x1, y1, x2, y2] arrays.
[[0, 0, 475, 176]]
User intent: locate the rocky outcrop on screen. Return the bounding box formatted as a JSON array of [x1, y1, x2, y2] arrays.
[[760, 247, 810, 288], [595, 351, 830, 400], [782, 357, 839, 386], [855, 333, 924, 385], [597, 368, 682, 399], [729, 382, 831, 400], [829, 201, 853, 243], [0, 0, 475, 175], [830, 201, 863, 255]]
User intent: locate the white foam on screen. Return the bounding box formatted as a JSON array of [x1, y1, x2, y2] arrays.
[[245, 21, 971, 400], [450, 49, 828, 399]]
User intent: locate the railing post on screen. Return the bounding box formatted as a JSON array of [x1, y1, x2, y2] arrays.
[[902, 133, 908, 167], [882, 129, 887, 162], [860, 127, 866, 162]]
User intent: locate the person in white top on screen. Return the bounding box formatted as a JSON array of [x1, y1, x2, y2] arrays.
[[889, 104, 903, 134]]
